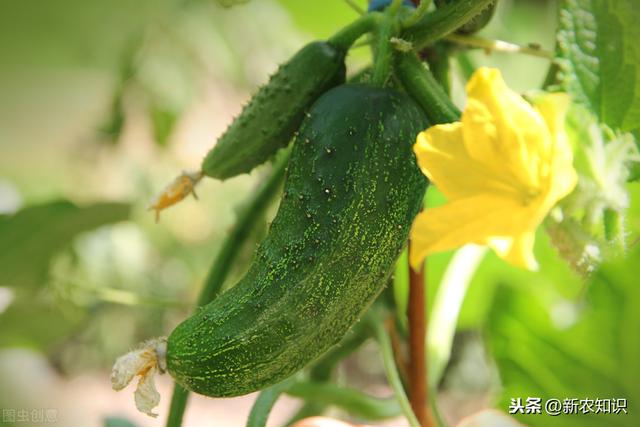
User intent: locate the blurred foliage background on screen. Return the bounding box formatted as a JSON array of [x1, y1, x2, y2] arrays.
[[0, 0, 638, 426]]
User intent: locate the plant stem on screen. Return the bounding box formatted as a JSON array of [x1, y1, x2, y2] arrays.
[[371, 314, 421, 427], [395, 52, 460, 124], [455, 51, 476, 80], [372, 1, 402, 86], [286, 382, 401, 420], [542, 61, 560, 89], [285, 321, 371, 425], [165, 385, 189, 427], [165, 152, 290, 427], [423, 42, 452, 95], [427, 245, 486, 387], [389, 319, 409, 382], [404, 0, 433, 28], [342, 0, 366, 15], [247, 378, 296, 427], [402, 0, 496, 50], [445, 34, 553, 59], [329, 14, 378, 51], [408, 255, 432, 427]]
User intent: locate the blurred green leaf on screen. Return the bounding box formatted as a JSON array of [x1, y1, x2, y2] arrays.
[[486, 247, 640, 426], [216, 0, 250, 7], [0, 0, 171, 70], [99, 34, 141, 143], [629, 130, 640, 182], [629, 164, 640, 182], [104, 416, 139, 427], [100, 97, 126, 142], [557, 0, 640, 132], [275, 0, 358, 40], [0, 296, 85, 350], [150, 104, 179, 147], [0, 200, 130, 289]]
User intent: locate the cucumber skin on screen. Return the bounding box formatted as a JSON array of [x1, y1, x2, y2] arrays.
[[202, 41, 346, 180], [168, 84, 429, 397]]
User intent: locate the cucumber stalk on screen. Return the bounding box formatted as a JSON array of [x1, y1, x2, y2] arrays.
[[396, 52, 460, 124], [372, 0, 403, 86], [165, 385, 188, 427]]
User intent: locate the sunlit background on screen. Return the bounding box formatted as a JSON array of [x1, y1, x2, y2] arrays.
[[1, 1, 638, 426]]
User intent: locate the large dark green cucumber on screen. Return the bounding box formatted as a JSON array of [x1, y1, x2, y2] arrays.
[[202, 41, 346, 180], [167, 84, 428, 397]]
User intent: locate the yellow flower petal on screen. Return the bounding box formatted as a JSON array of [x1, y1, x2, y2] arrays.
[[410, 67, 578, 271], [488, 232, 538, 270], [409, 194, 537, 270], [533, 93, 578, 202], [414, 123, 520, 201], [462, 68, 550, 193], [534, 93, 570, 143]]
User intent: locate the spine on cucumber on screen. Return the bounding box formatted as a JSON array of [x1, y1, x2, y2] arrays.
[[168, 84, 428, 397], [201, 41, 346, 180]]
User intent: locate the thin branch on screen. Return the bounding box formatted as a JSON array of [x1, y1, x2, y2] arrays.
[[342, 0, 366, 15], [372, 315, 421, 427], [445, 34, 553, 59], [56, 280, 188, 308]]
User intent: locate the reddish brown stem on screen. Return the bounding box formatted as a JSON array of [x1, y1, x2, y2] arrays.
[[408, 248, 433, 426]]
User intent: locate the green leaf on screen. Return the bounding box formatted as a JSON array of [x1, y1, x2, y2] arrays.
[[486, 248, 640, 426], [0, 200, 130, 290], [557, 0, 640, 132], [0, 297, 84, 350]]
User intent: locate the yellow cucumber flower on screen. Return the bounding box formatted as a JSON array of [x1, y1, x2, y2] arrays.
[[409, 67, 577, 271]]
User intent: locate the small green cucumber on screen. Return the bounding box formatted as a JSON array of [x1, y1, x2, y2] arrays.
[[201, 41, 346, 180], [434, 0, 496, 34], [167, 83, 428, 397]]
